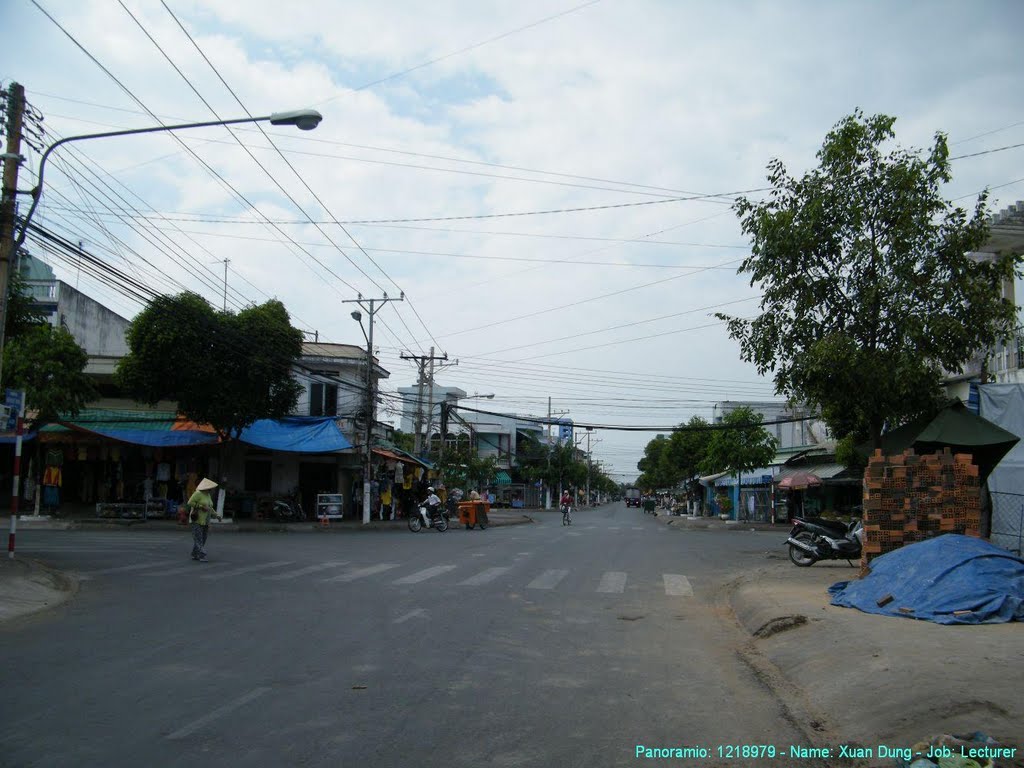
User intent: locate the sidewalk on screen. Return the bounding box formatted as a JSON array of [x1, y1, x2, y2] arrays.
[[0, 556, 78, 624], [728, 560, 1024, 765], [657, 511, 784, 532]]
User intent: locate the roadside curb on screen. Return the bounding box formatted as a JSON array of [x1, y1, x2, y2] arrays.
[[0, 557, 79, 625]]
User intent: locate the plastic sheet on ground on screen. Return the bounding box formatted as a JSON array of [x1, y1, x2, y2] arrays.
[[828, 534, 1024, 624]]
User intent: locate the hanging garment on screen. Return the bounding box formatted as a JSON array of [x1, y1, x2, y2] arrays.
[[394, 462, 404, 484], [156, 462, 171, 482], [42, 485, 60, 508], [42, 466, 62, 487]]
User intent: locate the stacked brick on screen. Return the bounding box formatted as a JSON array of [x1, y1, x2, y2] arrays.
[[861, 448, 981, 569]]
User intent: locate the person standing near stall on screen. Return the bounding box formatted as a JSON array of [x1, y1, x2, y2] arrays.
[[188, 477, 221, 561]]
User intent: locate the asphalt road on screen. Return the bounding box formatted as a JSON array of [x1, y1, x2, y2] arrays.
[[0, 504, 807, 768]]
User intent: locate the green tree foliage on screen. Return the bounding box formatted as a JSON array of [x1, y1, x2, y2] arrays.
[[718, 110, 1022, 448], [434, 435, 500, 492], [116, 293, 304, 439], [391, 430, 415, 453], [516, 435, 588, 491], [636, 416, 713, 494], [3, 324, 97, 424], [4, 269, 45, 342], [699, 407, 777, 479]]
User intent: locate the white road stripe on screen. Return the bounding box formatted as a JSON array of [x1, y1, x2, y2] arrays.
[[597, 571, 627, 593], [392, 565, 456, 584], [608, 527, 620, 531], [631, 527, 644, 531], [322, 563, 399, 583], [144, 564, 217, 578], [393, 608, 427, 624], [264, 561, 349, 581], [527, 569, 569, 590], [80, 560, 179, 577], [567, 531, 582, 536], [200, 561, 292, 580], [167, 687, 270, 740], [458, 567, 511, 586], [663, 574, 694, 596]]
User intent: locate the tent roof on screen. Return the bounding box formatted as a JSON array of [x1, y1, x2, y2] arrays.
[[878, 400, 1020, 481]]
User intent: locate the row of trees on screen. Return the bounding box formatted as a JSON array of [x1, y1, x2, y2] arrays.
[[635, 408, 777, 499]]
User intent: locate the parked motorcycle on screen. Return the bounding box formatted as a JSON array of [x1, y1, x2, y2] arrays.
[[786, 516, 864, 567], [409, 503, 449, 533]]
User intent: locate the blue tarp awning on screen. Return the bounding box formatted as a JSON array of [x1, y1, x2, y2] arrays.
[[828, 534, 1024, 624], [239, 417, 352, 453]]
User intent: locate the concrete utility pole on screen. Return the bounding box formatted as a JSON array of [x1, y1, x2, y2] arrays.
[[0, 82, 26, 391], [345, 294, 403, 525], [400, 348, 447, 455]]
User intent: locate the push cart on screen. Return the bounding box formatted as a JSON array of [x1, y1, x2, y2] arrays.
[[457, 501, 490, 530]]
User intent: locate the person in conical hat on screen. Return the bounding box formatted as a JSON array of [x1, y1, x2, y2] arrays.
[[187, 478, 221, 561]]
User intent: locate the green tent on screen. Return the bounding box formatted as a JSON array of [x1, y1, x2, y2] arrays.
[[877, 400, 1020, 482]]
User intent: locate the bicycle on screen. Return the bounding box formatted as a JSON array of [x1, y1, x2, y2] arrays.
[[561, 504, 572, 526]]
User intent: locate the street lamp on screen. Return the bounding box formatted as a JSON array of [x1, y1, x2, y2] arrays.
[[0, 107, 324, 389]]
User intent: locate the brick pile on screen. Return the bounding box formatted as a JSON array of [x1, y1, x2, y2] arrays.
[[861, 448, 980, 569]]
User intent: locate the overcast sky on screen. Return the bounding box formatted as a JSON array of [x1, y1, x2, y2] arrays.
[[3, 0, 1022, 481]]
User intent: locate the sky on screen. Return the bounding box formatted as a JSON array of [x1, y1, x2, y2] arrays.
[[2, 0, 1023, 482]]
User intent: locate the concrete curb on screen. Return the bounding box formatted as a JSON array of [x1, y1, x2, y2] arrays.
[[0, 557, 79, 624]]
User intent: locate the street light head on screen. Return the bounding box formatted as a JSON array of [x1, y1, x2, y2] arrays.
[[268, 109, 323, 131], [350, 310, 362, 322]]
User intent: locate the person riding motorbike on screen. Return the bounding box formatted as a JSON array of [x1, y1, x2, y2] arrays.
[[421, 486, 441, 527]]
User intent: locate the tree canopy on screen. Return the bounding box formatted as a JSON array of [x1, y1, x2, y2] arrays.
[[3, 323, 97, 424], [718, 110, 1022, 448], [116, 293, 304, 438], [699, 407, 778, 478]]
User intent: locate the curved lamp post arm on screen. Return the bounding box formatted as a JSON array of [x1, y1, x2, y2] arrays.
[[13, 110, 321, 251]]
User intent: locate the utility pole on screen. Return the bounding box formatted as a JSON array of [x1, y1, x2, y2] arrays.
[[220, 258, 230, 311], [0, 82, 26, 391], [345, 293, 403, 525], [400, 348, 448, 456], [586, 427, 592, 508]]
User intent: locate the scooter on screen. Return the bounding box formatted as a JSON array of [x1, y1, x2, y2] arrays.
[[786, 516, 864, 567], [409, 503, 449, 533]]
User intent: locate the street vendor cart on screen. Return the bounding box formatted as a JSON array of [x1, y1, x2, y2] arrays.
[[458, 500, 490, 530]]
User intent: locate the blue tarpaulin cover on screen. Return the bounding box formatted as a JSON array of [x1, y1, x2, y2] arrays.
[[239, 417, 352, 453], [828, 534, 1024, 624]]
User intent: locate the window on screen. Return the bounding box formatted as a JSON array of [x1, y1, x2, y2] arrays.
[[244, 460, 272, 492], [310, 382, 338, 416]]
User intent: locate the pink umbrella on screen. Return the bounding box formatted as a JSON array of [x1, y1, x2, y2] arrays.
[[777, 471, 822, 491]]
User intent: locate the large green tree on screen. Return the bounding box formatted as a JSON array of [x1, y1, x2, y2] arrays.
[[718, 110, 1021, 448], [117, 292, 304, 439], [699, 407, 777, 479], [3, 323, 97, 424]]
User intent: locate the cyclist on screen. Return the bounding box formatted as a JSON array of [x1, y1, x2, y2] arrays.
[[560, 490, 573, 525]]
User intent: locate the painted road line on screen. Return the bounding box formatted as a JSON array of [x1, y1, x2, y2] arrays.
[[79, 560, 179, 578], [167, 687, 270, 740], [457, 567, 512, 586], [393, 608, 427, 624], [596, 571, 627, 593], [663, 574, 694, 596], [200, 561, 292, 580], [144, 564, 220, 578], [567, 531, 582, 537], [322, 563, 399, 583], [526, 569, 569, 590], [264, 561, 349, 581], [392, 565, 457, 585]]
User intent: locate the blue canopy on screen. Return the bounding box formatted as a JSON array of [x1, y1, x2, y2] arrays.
[[239, 417, 352, 453], [829, 534, 1024, 624]]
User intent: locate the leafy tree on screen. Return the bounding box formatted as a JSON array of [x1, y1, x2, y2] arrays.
[[3, 324, 97, 424], [666, 415, 713, 500], [4, 269, 45, 342], [636, 435, 673, 490], [718, 110, 1022, 448], [699, 407, 777, 479], [117, 292, 304, 439], [434, 435, 499, 492], [391, 430, 415, 453], [516, 435, 588, 492]]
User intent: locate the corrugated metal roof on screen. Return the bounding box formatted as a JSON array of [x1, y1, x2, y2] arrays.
[[775, 463, 849, 480]]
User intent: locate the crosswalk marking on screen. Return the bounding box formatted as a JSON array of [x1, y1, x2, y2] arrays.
[[631, 527, 644, 531], [264, 561, 349, 581], [144, 564, 215, 577], [597, 571, 627, 593], [663, 574, 694, 596], [458, 567, 511, 586], [80, 560, 179, 577], [608, 527, 620, 531], [322, 563, 399, 583], [393, 608, 427, 624], [527, 569, 569, 590], [200, 561, 292, 580], [393, 565, 456, 584]]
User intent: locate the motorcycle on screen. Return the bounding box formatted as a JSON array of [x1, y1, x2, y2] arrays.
[[786, 516, 864, 567], [409, 503, 449, 533]]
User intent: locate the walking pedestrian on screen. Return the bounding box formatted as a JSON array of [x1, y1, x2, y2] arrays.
[[188, 477, 220, 561]]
